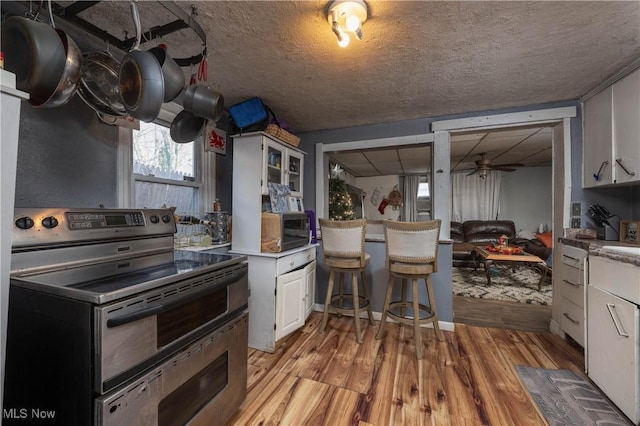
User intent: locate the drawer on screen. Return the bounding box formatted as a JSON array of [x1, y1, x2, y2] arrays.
[[560, 272, 584, 308], [276, 247, 316, 275], [560, 297, 585, 346], [562, 263, 584, 285], [590, 256, 640, 304]]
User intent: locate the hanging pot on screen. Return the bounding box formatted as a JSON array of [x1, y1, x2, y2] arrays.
[[119, 1, 164, 122], [148, 44, 184, 102], [1, 16, 81, 107], [77, 51, 127, 116], [182, 84, 224, 121], [170, 110, 206, 143]]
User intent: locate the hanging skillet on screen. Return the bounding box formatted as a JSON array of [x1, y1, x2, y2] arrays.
[[119, 0, 164, 122]]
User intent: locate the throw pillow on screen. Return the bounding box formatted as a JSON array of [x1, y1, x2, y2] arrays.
[[536, 232, 553, 248]]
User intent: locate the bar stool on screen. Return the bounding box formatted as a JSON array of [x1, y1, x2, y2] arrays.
[[376, 219, 443, 359], [319, 218, 375, 343]]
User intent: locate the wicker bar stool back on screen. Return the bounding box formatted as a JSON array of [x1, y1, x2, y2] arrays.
[[319, 218, 375, 343], [376, 219, 444, 358]]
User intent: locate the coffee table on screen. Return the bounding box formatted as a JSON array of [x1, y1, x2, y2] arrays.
[[472, 246, 549, 291]]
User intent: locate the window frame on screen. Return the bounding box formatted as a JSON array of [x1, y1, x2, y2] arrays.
[[117, 103, 216, 214]]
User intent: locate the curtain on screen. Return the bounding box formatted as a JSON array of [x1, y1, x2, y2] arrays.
[[400, 175, 420, 222], [451, 171, 502, 222]]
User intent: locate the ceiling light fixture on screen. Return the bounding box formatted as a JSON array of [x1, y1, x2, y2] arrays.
[[327, 0, 368, 48]]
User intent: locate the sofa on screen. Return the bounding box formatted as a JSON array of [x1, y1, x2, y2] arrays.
[[451, 220, 552, 267]]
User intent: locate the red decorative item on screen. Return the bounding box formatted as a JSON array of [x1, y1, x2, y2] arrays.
[[378, 198, 389, 214], [208, 129, 225, 150]]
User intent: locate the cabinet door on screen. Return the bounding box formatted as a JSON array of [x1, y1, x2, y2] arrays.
[[304, 260, 316, 318], [587, 285, 640, 423], [583, 86, 613, 187], [275, 268, 305, 341], [262, 138, 286, 195], [286, 150, 304, 196], [613, 69, 640, 184]]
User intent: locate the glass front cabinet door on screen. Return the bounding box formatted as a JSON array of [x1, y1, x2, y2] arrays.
[[262, 137, 303, 197]]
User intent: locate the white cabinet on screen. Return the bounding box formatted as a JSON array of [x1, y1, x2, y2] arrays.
[[587, 255, 640, 423], [263, 137, 304, 196], [558, 244, 587, 346], [232, 132, 306, 254], [583, 68, 640, 187], [1, 80, 28, 411], [583, 87, 613, 187], [612, 69, 640, 184], [243, 247, 316, 352]]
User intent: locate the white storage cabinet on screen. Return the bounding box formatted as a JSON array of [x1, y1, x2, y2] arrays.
[[558, 244, 588, 346], [231, 132, 316, 352], [583, 68, 640, 187], [587, 255, 640, 423]]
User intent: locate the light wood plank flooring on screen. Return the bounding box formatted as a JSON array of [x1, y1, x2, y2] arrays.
[[226, 311, 585, 425], [453, 295, 552, 333]]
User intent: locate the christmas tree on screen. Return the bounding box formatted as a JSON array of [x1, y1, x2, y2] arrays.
[[329, 176, 355, 220]]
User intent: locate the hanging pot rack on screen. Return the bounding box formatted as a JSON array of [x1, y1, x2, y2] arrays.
[[21, 0, 207, 67]]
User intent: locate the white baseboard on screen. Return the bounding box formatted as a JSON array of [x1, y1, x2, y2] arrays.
[[313, 304, 455, 332]]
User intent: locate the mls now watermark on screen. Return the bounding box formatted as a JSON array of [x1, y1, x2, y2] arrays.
[[4, 408, 56, 420]]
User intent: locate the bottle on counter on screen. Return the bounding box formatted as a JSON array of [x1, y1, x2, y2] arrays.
[[213, 198, 221, 212]]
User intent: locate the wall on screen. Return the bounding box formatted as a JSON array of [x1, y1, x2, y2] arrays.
[[499, 166, 552, 233], [15, 96, 119, 208], [354, 175, 400, 220]]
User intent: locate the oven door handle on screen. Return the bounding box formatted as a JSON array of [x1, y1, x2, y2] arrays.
[[106, 270, 246, 328]]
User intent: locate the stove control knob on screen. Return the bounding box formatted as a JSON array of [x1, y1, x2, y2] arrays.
[[162, 215, 171, 223], [150, 215, 159, 224], [15, 216, 34, 230], [41, 216, 59, 229]]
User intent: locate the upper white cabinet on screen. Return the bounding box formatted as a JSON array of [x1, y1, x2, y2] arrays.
[[612, 69, 640, 184], [583, 68, 640, 187], [263, 137, 304, 196]]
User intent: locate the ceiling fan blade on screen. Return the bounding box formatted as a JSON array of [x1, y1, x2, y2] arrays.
[[492, 167, 517, 172], [466, 169, 479, 176], [494, 162, 524, 168]]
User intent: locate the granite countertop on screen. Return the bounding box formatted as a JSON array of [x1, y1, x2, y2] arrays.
[[560, 235, 640, 267]]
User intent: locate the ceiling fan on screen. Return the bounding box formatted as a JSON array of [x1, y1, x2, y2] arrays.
[[467, 153, 524, 178]]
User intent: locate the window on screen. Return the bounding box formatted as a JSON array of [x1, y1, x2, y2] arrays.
[[118, 104, 215, 215], [416, 176, 431, 220]]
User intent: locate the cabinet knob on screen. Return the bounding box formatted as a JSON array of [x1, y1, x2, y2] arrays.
[[290, 261, 294, 266]]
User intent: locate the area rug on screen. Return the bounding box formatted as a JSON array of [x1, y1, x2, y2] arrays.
[[515, 366, 632, 425], [452, 266, 552, 305]]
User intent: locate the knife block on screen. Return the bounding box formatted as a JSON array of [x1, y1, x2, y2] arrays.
[[596, 216, 620, 241]]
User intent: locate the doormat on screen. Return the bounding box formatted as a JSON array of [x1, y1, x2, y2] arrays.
[[452, 266, 552, 305], [515, 366, 632, 426]]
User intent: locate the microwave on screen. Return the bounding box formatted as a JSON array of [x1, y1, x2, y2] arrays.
[[261, 212, 310, 252]]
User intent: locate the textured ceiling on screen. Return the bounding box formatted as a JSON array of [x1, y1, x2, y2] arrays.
[[329, 124, 553, 177], [4, 0, 638, 134]]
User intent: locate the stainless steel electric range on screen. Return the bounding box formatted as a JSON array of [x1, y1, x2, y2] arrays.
[[4, 208, 248, 426]]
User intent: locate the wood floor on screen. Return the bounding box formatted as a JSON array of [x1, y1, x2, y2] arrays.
[[226, 311, 585, 426], [453, 295, 552, 333]]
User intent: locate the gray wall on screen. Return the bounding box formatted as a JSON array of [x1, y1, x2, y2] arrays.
[[15, 96, 119, 208], [499, 166, 552, 233]]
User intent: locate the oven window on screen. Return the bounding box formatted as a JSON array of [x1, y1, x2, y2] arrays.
[[156, 287, 227, 347], [158, 352, 228, 426]]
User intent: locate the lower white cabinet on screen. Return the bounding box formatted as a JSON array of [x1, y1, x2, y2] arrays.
[[558, 244, 588, 346], [238, 246, 316, 353], [588, 255, 640, 424], [587, 285, 639, 423]]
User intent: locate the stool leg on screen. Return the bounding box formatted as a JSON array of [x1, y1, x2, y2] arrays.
[[376, 274, 395, 339], [361, 270, 375, 325], [426, 275, 444, 341], [337, 272, 345, 316], [401, 279, 407, 319], [412, 278, 423, 359], [320, 269, 336, 333], [352, 272, 362, 343]]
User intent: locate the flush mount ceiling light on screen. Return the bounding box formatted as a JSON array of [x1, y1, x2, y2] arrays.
[[327, 0, 368, 48]]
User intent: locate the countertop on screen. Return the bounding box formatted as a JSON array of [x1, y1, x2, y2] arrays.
[[560, 236, 640, 267]]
